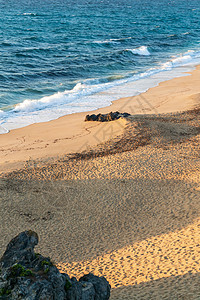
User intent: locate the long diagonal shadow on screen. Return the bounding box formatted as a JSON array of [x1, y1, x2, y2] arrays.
[[76, 92, 159, 152]]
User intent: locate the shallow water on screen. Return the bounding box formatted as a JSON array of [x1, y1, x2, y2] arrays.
[[0, 0, 200, 132]]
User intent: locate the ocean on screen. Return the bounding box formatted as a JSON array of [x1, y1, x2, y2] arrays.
[[0, 0, 200, 133]]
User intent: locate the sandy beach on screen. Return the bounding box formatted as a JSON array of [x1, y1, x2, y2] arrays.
[[0, 66, 200, 174], [0, 66, 200, 299]]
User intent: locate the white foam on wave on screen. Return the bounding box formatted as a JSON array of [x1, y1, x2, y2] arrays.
[[94, 40, 117, 44], [0, 125, 9, 134], [109, 37, 132, 42], [126, 46, 150, 56], [0, 112, 9, 134], [14, 82, 109, 113], [93, 37, 132, 44], [13, 69, 161, 114], [161, 50, 200, 70], [1, 47, 200, 133], [167, 34, 176, 37], [22, 13, 37, 16]]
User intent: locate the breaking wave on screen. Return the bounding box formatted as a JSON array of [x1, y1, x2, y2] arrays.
[[126, 46, 150, 56], [1, 48, 200, 133]]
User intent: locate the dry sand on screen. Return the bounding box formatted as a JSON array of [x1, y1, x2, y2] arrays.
[[0, 66, 200, 174], [0, 66, 200, 299]]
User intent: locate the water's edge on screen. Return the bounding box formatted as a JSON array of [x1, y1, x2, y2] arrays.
[[0, 60, 198, 135]]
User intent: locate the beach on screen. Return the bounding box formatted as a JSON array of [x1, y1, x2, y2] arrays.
[[0, 66, 200, 299], [0, 66, 200, 174]]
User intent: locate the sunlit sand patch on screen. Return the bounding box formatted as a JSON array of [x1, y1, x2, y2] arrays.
[[58, 217, 200, 290]]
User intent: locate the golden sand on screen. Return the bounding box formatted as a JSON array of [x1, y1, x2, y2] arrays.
[[0, 66, 200, 174], [0, 66, 199, 299]]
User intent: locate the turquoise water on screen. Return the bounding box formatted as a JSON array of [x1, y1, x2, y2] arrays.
[[0, 0, 200, 132]]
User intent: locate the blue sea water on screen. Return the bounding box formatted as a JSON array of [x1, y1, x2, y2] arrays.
[[0, 0, 200, 133]]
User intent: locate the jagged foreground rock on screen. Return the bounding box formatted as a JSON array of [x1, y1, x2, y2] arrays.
[[0, 231, 110, 299]]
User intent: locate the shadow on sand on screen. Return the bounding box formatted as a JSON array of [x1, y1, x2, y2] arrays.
[[111, 271, 200, 299]]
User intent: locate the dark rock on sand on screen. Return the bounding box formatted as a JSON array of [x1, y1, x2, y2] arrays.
[[0, 230, 38, 269], [85, 111, 130, 122], [66, 277, 96, 300], [80, 273, 111, 300], [85, 114, 98, 121], [0, 231, 110, 300]]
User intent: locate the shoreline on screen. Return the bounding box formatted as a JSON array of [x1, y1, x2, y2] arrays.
[[0, 65, 199, 299], [0, 65, 200, 174]]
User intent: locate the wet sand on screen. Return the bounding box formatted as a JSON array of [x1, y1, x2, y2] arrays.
[[0, 66, 200, 174], [0, 66, 200, 299]]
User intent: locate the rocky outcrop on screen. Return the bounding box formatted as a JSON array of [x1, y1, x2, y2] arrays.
[[0, 231, 110, 299], [85, 111, 130, 122]]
